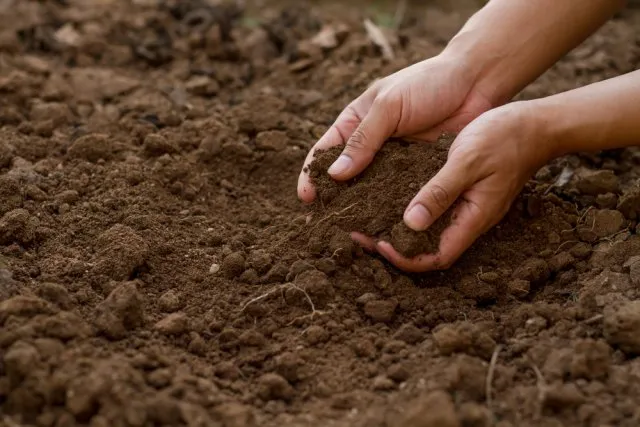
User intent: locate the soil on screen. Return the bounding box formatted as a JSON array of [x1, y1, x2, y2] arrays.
[[308, 136, 453, 258], [1, 1, 640, 426]]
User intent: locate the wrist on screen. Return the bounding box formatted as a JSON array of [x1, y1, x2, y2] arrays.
[[441, 28, 509, 109], [525, 98, 577, 161], [506, 100, 563, 166]]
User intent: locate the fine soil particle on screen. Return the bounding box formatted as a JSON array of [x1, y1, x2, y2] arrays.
[[308, 137, 454, 257], [1, 1, 640, 426]]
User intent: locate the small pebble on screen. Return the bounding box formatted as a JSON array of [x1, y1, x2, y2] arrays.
[[209, 263, 221, 274]]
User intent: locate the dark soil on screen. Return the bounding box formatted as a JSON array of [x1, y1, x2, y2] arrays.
[[1, 0, 640, 426], [308, 137, 453, 257]]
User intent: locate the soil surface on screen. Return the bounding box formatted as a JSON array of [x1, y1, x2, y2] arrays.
[[1, 1, 640, 426]]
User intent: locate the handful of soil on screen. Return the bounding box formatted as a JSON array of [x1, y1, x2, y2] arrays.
[[307, 136, 455, 258]]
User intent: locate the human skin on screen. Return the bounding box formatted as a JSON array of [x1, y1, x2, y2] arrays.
[[297, 0, 634, 272]]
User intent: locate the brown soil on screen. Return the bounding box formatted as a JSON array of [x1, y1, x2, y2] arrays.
[[308, 137, 453, 257], [1, 1, 640, 426]]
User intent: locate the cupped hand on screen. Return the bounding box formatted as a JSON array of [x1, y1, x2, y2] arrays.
[[353, 102, 557, 272], [297, 54, 493, 202]]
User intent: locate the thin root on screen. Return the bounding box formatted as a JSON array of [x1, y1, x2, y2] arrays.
[[307, 202, 359, 233], [561, 206, 594, 233], [526, 356, 547, 418], [584, 314, 604, 324], [486, 345, 502, 410], [554, 240, 579, 255], [240, 283, 326, 324], [240, 285, 285, 312]]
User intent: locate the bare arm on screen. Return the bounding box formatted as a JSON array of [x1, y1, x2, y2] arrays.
[[375, 70, 640, 272], [540, 69, 640, 156], [446, 0, 625, 106]]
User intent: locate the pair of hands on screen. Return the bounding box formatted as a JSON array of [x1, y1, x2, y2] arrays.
[[297, 55, 555, 272]]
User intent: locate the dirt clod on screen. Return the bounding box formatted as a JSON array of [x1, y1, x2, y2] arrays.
[[221, 252, 246, 279], [603, 301, 640, 355], [543, 382, 585, 411], [304, 325, 329, 345], [575, 169, 619, 195], [508, 279, 531, 298], [578, 209, 626, 241], [393, 323, 425, 344], [399, 390, 460, 427], [158, 289, 183, 312], [617, 185, 640, 219], [0, 295, 56, 324], [93, 225, 149, 281], [143, 134, 178, 157], [548, 251, 575, 272], [433, 322, 496, 360], [363, 299, 398, 323], [570, 339, 611, 380], [94, 281, 144, 340], [257, 373, 294, 402], [513, 258, 550, 285], [154, 312, 189, 335], [67, 133, 115, 162]]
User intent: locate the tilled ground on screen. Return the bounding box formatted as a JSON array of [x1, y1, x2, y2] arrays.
[[1, 1, 640, 426]]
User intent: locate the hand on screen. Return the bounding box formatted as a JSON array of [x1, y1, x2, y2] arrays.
[[297, 53, 494, 202], [353, 102, 556, 272]]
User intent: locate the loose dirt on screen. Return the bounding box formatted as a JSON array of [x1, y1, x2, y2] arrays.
[[1, 0, 640, 426], [308, 137, 453, 257]]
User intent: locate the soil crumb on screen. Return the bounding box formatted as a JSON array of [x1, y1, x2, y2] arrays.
[[308, 136, 454, 257]]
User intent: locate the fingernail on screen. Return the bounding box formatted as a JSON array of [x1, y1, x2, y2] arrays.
[[328, 155, 352, 176], [404, 203, 429, 230]]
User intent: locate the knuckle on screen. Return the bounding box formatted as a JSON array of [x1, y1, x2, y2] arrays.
[[436, 256, 454, 270], [427, 184, 451, 211], [346, 127, 369, 152], [374, 89, 401, 108]]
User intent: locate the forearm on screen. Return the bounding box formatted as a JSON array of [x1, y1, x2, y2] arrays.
[[443, 0, 624, 106], [534, 70, 640, 157]]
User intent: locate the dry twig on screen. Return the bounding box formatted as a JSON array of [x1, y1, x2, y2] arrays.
[[364, 19, 395, 60], [393, 0, 408, 29]]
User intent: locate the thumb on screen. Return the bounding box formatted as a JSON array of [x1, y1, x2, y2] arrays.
[[404, 156, 473, 231], [328, 94, 400, 181]]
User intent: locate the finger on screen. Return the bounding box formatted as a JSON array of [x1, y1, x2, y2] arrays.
[[327, 93, 401, 181], [375, 241, 440, 273], [350, 232, 376, 252], [430, 191, 504, 269], [404, 157, 473, 231], [297, 106, 363, 203], [411, 95, 491, 142]]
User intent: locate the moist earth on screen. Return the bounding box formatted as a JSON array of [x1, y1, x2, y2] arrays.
[[308, 137, 453, 258], [1, 1, 640, 427]]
